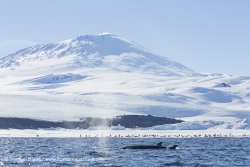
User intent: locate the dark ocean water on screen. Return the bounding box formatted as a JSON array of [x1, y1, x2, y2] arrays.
[[0, 137, 249, 166]]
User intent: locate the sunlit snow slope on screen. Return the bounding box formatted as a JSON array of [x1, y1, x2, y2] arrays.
[[0, 33, 250, 129]]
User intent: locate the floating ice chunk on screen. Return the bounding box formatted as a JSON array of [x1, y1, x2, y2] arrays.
[[111, 124, 126, 130], [88, 126, 110, 130]]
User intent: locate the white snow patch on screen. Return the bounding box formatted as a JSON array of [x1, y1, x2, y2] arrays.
[[88, 124, 125, 130]]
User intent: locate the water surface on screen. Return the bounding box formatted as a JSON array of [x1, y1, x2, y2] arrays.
[[0, 137, 249, 166]]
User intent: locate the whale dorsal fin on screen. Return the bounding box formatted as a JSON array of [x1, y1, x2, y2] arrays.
[[157, 142, 162, 146]]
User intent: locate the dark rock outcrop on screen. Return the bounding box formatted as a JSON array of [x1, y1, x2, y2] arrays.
[[221, 83, 231, 87], [0, 115, 183, 129], [111, 115, 183, 128]]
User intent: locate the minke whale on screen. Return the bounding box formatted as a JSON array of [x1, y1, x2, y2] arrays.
[[120, 142, 178, 150]]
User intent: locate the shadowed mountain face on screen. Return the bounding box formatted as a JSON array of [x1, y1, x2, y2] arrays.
[[0, 34, 199, 77], [0, 115, 183, 129]]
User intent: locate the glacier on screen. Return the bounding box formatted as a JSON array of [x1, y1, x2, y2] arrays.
[[0, 33, 250, 130]]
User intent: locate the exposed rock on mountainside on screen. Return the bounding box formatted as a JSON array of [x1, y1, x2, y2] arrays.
[[0, 115, 183, 129]]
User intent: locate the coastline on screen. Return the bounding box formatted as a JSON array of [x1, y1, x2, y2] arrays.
[[1, 129, 250, 138]]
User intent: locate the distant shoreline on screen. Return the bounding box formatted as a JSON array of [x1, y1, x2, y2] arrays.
[[0, 129, 249, 138], [0, 115, 183, 129]]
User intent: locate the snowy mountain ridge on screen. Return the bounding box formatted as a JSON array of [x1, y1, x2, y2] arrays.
[[0, 34, 199, 77], [0, 34, 250, 130]]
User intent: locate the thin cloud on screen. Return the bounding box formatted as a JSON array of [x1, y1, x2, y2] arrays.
[[0, 39, 36, 58]]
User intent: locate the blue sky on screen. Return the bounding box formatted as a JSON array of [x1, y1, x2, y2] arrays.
[[0, 0, 249, 76]]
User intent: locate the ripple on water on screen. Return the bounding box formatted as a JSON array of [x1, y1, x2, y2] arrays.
[[0, 138, 250, 166]]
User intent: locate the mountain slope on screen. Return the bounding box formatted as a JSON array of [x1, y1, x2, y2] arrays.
[[0, 34, 250, 129], [0, 33, 199, 77]]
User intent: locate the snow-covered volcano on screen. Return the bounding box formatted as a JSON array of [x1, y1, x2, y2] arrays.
[[0, 34, 250, 129], [0, 33, 199, 77]]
